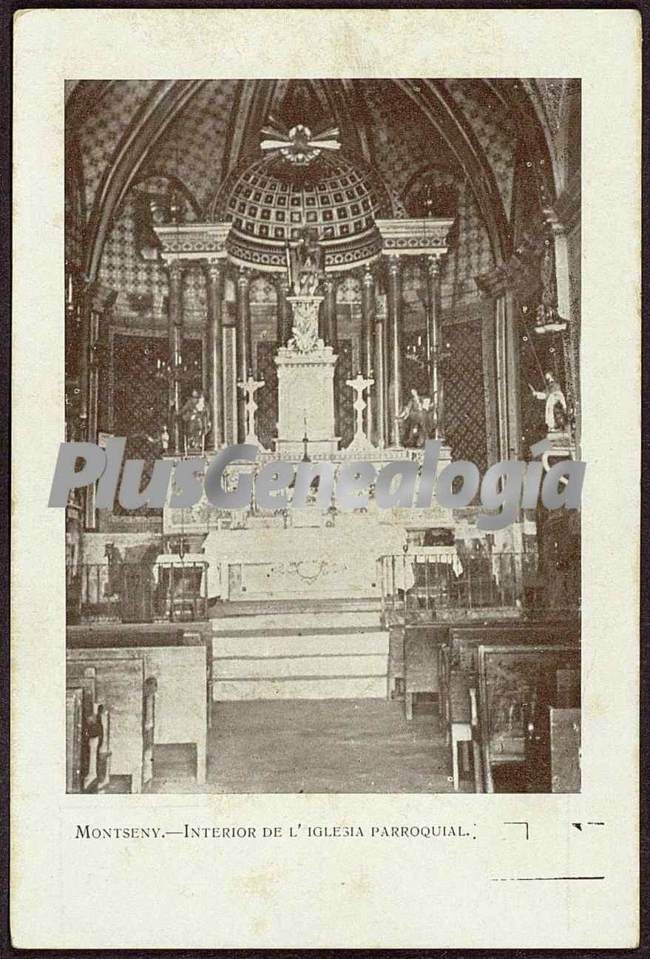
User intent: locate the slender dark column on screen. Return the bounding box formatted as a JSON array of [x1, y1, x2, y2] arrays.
[[374, 308, 387, 448], [167, 260, 184, 452], [205, 258, 224, 448], [386, 256, 403, 446], [276, 275, 292, 346], [361, 268, 376, 441], [426, 255, 442, 437], [78, 284, 90, 440], [235, 269, 251, 443], [323, 275, 338, 350], [81, 283, 115, 528], [503, 286, 522, 459]]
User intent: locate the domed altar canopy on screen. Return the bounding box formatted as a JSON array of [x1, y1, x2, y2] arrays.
[[213, 127, 388, 273]]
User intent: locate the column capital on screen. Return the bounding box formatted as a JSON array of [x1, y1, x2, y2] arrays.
[[166, 258, 185, 281], [204, 256, 225, 276], [362, 266, 376, 287], [426, 253, 443, 275], [386, 253, 402, 275], [274, 272, 292, 293], [236, 266, 252, 288]]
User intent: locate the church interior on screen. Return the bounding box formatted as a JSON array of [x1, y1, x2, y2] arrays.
[[64, 78, 582, 795]]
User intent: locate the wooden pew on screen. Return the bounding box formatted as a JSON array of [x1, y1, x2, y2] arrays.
[[403, 625, 448, 720], [66, 688, 83, 793], [475, 644, 580, 792], [548, 707, 581, 792], [66, 653, 155, 793], [448, 621, 579, 672], [525, 668, 581, 792], [67, 623, 213, 728], [66, 666, 112, 792], [439, 622, 580, 769], [68, 645, 207, 784]]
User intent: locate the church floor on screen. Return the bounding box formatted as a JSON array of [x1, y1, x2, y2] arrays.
[[148, 698, 472, 794]]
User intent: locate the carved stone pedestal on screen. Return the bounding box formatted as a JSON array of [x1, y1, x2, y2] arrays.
[[275, 346, 339, 458], [274, 294, 340, 459]]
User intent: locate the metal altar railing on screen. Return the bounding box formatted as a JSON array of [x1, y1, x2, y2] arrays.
[[377, 550, 538, 616], [66, 561, 209, 624]]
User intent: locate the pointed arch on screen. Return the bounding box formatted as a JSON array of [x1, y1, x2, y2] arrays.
[[83, 80, 206, 282]]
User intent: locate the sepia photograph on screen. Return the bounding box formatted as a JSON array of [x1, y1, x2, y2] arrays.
[[64, 76, 582, 796], [11, 7, 641, 950]]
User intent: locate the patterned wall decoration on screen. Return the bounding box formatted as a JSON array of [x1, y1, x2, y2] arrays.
[[440, 318, 488, 472], [98, 193, 167, 320], [359, 80, 457, 202], [534, 79, 567, 136], [140, 80, 238, 214], [250, 275, 278, 305], [76, 80, 159, 213], [256, 341, 279, 450], [336, 275, 361, 305], [438, 183, 494, 310], [108, 332, 203, 515], [97, 184, 208, 325], [443, 79, 518, 222], [334, 339, 354, 448]]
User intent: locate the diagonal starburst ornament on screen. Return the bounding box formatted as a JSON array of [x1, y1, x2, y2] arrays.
[[260, 122, 341, 165]]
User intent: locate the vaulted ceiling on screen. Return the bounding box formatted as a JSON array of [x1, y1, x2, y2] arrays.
[[66, 78, 578, 284]]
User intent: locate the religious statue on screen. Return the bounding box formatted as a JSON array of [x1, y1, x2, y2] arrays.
[[289, 226, 325, 297], [396, 389, 436, 448], [180, 390, 211, 452], [529, 371, 568, 432], [146, 424, 170, 456]]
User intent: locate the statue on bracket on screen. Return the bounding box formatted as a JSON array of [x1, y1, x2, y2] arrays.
[[396, 388, 437, 448], [529, 371, 568, 433], [180, 389, 211, 453], [288, 226, 325, 297]]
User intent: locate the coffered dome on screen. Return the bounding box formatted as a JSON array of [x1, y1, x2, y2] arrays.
[[214, 150, 388, 273]]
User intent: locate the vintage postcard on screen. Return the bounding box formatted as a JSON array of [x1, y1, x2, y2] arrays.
[[11, 7, 640, 950]]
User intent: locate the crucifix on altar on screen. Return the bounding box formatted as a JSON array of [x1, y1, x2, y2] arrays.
[[237, 374, 265, 447], [346, 372, 375, 452]]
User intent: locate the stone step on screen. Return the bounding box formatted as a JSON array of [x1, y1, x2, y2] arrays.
[[213, 630, 388, 659], [211, 610, 381, 633], [211, 597, 381, 618], [214, 653, 388, 680], [212, 675, 388, 701]]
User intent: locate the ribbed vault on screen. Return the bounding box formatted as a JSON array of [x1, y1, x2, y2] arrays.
[[66, 78, 566, 284]]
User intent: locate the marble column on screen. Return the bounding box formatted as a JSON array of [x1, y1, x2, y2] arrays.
[[495, 285, 522, 460], [374, 302, 387, 449], [205, 258, 224, 449], [81, 282, 115, 528], [386, 256, 403, 446], [426, 255, 442, 437], [276, 275, 292, 347], [477, 265, 524, 462], [167, 259, 184, 452], [361, 268, 376, 441], [235, 268, 252, 443], [323, 275, 338, 349], [548, 216, 580, 447], [78, 283, 90, 441]]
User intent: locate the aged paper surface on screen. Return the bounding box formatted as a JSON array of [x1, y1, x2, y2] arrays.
[[11, 8, 640, 949]]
